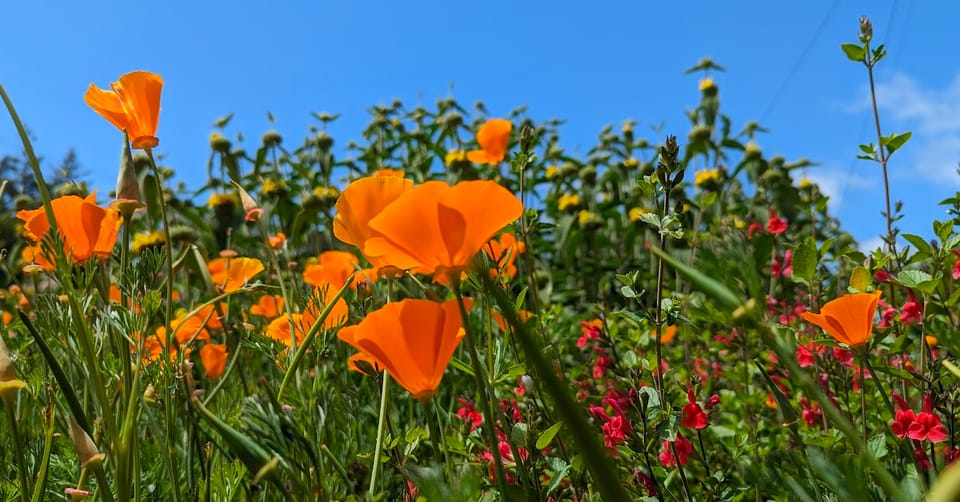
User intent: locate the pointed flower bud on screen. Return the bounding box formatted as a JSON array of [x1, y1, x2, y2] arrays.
[[232, 181, 264, 222], [111, 132, 145, 216], [68, 418, 105, 469]]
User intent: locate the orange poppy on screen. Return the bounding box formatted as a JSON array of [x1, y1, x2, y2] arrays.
[[302, 251, 375, 290], [337, 298, 473, 401], [333, 176, 414, 270], [372, 168, 404, 177], [483, 232, 526, 280], [265, 286, 348, 347], [491, 308, 533, 332], [208, 257, 265, 293], [16, 193, 122, 266], [660, 325, 677, 344], [801, 291, 882, 349], [467, 119, 512, 165], [267, 232, 286, 249], [364, 180, 523, 284], [84, 71, 163, 149], [250, 295, 284, 319], [199, 344, 228, 379]]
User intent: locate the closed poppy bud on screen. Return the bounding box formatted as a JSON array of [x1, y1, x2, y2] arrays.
[[111, 132, 145, 216], [232, 182, 263, 222], [68, 418, 105, 469]]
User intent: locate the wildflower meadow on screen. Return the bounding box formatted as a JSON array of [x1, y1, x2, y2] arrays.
[[4, 16, 960, 502]]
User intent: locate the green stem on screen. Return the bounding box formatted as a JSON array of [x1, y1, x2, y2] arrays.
[[368, 372, 391, 498], [430, 400, 453, 479], [5, 398, 30, 502], [30, 401, 56, 502]]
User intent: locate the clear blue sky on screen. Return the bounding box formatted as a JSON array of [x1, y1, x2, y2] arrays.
[[1, 1, 956, 250]]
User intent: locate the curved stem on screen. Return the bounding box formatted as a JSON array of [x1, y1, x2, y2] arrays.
[[367, 373, 391, 497]]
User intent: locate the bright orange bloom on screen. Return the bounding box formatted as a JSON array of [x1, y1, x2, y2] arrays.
[[265, 286, 348, 347], [267, 232, 286, 249], [250, 295, 284, 319], [364, 180, 523, 283], [16, 193, 122, 266], [483, 232, 526, 280], [337, 298, 472, 401], [491, 308, 533, 332], [467, 119, 512, 165], [302, 251, 375, 290], [21, 245, 54, 271], [801, 291, 882, 349], [1, 311, 11, 326], [208, 257, 264, 293], [372, 168, 404, 177], [199, 344, 228, 379], [84, 71, 163, 149], [660, 325, 677, 344], [333, 176, 414, 270]]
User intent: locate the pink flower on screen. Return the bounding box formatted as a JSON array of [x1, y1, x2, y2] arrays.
[[767, 209, 788, 235], [799, 397, 822, 427], [659, 434, 694, 467], [455, 398, 483, 432], [952, 249, 960, 280], [900, 290, 923, 325]]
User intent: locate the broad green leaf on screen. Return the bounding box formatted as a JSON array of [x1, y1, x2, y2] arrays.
[[791, 237, 817, 284], [849, 266, 871, 293], [882, 131, 911, 155], [841, 43, 866, 62], [536, 423, 563, 450], [895, 269, 941, 294], [902, 233, 933, 258]]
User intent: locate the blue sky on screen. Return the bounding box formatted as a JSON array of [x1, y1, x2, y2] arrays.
[[0, 1, 956, 250]]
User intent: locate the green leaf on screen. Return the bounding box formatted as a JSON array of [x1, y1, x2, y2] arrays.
[[849, 266, 872, 293], [791, 237, 817, 284], [841, 43, 866, 62], [868, 434, 888, 460], [882, 131, 911, 155], [536, 423, 563, 450], [895, 269, 942, 294]]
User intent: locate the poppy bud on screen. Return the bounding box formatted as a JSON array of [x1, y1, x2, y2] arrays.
[[68, 418, 105, 469], [111, 133, 145, 216], [519, 123, 535, 153], [231, 182, 263, 223]]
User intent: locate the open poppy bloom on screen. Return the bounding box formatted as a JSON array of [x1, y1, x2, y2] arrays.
[[333, 175, 414, 271], [207, 257, 265, 293], [337, 298, 472, 401], [467, 119, 512, 165], [483, 232, 526, 280], [199, 344, 228, 379], [265, 286, 348, 348], [250, 295, 285, 319], [84, 71, 163, 149], [364, 180, 523, 284], [801, 291, 882, 349], [17, 193, 122, 267], [302, 250, 376, 290]]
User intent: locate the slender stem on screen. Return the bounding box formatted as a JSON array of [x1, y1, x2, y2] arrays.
[[30, 400, 56, 502], [859, 356, 868, 446], [367, 373, 391, 498], [5, 399, 30, 502], [696, 429, 711, 477], [453, 285, 510, 496], [865, 47, 900, 278], [428, 399, 452, 480], [653, 185, 671, 397]]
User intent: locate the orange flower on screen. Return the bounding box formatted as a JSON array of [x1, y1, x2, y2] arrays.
[[337, 298, 472, 401], [16, 193, 122, 266], [801, 291, 882, 349], [483, 232, 526, 280], [265, 286, 348, 347], [302, 251, 374, 290], [84, 71, 163, 149], [467, 119, 512, 165], [208, 257, 264, 293], [660, 325, 677, 344], [199, 344, 228, 379], [491, 308, 533, 332], [364, 180, 522, 283], [267, 232, 286, 249], [333, 176, 414, 270], [372, 168, 404, 177], [250, 295, 284, 319]]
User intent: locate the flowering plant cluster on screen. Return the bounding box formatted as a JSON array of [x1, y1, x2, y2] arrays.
[[2, 18, 960, 501]]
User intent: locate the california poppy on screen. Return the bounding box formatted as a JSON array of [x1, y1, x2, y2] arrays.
[[333, 175, 414, 270], [265, 286, 348, 348], [302, 250, 376, 290], [199, 344, 228, 379], [84, 71, 163, 149], [801, 291, 882, 349], [16, 193, 122, 266], [483, 232, 526, 280], [250, 295, 284, 319], [467, 119, 512, 165], [364, 180, 523, 283], [337, 298, 473, 401], [207, 257, 265, 293]]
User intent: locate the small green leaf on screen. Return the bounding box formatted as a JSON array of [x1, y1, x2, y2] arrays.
[[849, 266, 872, 293], [902, 233, 933, 258], [791, 237, 817, 284], [882, 131, 911, 155], [536, 423, 563, 450], [895, 270, 942, 294], [868, 434, 888, 460], [841, 43, 866, 62]]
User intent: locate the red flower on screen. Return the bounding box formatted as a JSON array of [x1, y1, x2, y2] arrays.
[[681, 387, 709, 430], [799, 397, 822, 427], [747, 222, 763, 240], [952, 249, 960, 280], [658, 434, 694, 467], [456, 398, 483, 432], [900, 290, 923, 325], [766, 209, 787, 234], [908, 394, 948, 443]]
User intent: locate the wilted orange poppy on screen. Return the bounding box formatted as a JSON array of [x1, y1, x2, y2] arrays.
[[333, 176, 414, 270], [484, 232, 526, 280], [364, 180, 523, 284], [337, 298, 472, 401], [250, 295, 284, 319], [265, 286, 348, 347], [199, 344, 228, 379], [84, 71, 163, 149], [208, 257, 264, 293], [801, 291, 882, 349], [17, 193, 122, 266], [467, 119, 512, 165]]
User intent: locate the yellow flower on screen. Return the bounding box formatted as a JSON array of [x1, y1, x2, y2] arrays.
[[262, 178, 288, 197], [545, 165, 560, 179], [628, 207, 649, 223], [313, 186, 340, 200], [558, 194, 581, 211], [745, 141, 761, 154], [578, 210, 601, 226], [132, 231, 166, 254], [799, 177, 813, 189], [207, 193, 237, 209], [734, 218, 746, 229], [694, 169, 720, 187], [699, 77, 717, 92], [623, 157, 639, 169], [445, 150, 468, 167], [621, 120, 634, 134]]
